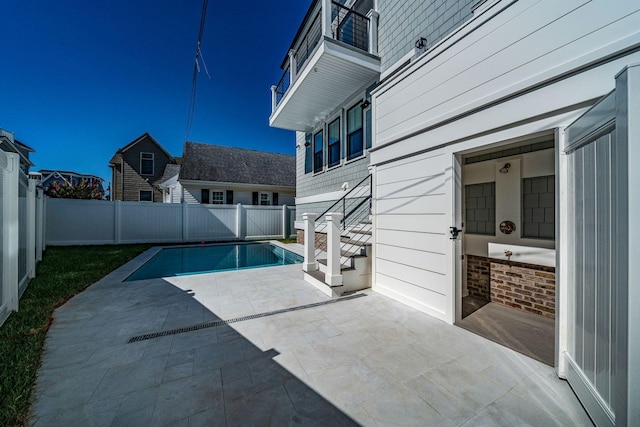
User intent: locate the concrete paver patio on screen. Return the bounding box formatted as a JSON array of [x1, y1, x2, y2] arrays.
[[29, 244, 592, 426]]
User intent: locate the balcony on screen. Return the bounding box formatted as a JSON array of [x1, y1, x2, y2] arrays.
[[270, 0, 380, 132]]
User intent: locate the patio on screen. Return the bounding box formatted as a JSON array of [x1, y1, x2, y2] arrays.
[[29, 244, 591, 426]]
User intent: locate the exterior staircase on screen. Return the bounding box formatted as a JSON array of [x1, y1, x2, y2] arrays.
[[302, 175, 372, 297]]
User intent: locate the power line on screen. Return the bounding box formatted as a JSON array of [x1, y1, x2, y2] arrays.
[[184, 0, 209, 143]]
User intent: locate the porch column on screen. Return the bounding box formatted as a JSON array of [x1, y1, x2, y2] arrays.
[[270, 85, 278, 112], [325, 212, 343, 286], [288, 50, 297, 84], [367, 10, 379, 56], [302, 213, 317, 272], [321, 0, 332, 38]]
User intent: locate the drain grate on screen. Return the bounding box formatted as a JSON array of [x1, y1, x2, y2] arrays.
[[127, 293, 366, 343]]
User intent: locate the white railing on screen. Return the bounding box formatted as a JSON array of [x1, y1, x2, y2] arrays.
[[1, 152, 43, 327], [45, 198, 296, 245]]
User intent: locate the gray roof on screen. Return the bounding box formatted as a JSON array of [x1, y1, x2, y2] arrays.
[[179, 142, 295, 188], [158, 163, 181, 185]]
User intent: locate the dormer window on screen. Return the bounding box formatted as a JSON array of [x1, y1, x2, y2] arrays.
[[140, 152, 154, 175]]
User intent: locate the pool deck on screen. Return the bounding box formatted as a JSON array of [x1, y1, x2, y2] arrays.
[[29, 244, 592, 426]]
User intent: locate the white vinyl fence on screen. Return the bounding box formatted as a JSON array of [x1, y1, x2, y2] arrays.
[[45, 198, 297, 246], [1, 152, 44, 327]]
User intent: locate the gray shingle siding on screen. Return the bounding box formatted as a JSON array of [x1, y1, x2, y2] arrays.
[[378, 0, 476, 72]]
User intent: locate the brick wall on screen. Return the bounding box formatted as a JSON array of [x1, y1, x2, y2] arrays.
[[490, 260, 555, 319], [466, 255, 490, 300]]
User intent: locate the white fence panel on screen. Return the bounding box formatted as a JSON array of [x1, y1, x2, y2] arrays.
[[46, 198, 116, 245], [0, 151, 41, 327], [186, 204, 237, 241], [244, 206, 283, 239], [44, 199, 296, 246], [119, 202, 182, 243]]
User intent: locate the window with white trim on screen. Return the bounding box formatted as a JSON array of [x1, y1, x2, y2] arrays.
[[260, 192, 271, 205], [347, 102, 364, 160], [211, 190, 224, 205], [140, 152, 154, 175]]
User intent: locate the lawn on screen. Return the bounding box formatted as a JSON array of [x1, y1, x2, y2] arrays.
[[0, 244, 150, 427]]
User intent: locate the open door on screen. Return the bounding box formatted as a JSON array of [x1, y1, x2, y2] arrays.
[[560, 64, 639, 426]]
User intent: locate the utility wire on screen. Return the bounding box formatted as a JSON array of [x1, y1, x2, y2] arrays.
[[184, 0, 210, 143]]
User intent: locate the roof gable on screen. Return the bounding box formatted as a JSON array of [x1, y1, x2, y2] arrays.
[[116, 132, 174, 160], [179, 142, 295, 188]]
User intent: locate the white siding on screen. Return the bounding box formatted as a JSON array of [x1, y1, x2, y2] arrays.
[[374, 151, 452, 321]]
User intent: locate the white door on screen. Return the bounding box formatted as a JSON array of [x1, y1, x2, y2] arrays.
[[561, 64, 639, 426]]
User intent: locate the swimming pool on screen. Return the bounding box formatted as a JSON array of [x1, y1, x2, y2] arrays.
[[125, 242, 303, 281]]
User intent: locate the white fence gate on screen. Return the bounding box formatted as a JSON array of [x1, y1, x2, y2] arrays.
[[1, 152, 43, 327], [45, 198, 296, 246]]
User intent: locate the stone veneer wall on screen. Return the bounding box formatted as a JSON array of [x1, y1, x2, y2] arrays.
[[296, 230, 327, 253], [466, 255, 491, 300], [490, 259, 556, 319]]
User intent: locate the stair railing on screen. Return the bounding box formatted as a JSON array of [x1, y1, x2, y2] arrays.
[[309, 174, 372, 266]]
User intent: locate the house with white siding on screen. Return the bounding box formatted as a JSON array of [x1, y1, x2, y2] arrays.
[[271, 0, 640, 425], [160, 142, 296, 207]]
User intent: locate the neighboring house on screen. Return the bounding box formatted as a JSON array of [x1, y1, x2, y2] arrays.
[[108, 133, 178, 202], [0, 128, 35, 173], [162, 142, 295, 206], [33, 170, 104, 193], [272, 0, 640, 424]]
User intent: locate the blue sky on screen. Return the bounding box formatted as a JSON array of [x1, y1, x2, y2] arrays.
[[0, 0, 309, 187]]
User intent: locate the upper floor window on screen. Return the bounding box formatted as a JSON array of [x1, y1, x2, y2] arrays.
[[347, 103, 364, 160], [140, 152, 154, 175], [328, 118, 341, 168], [314, 130, 323, 173]]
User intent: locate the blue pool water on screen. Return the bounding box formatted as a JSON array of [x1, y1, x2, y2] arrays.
[[125, 243, 303, 281]]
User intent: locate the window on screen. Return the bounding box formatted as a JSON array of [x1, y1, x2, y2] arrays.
[[139, 190, 153, 202], [140, 152, 154, 175], [304, 133, 313, 174], [328, 118, 341, 168], [260, 192, 271, 205], [465, 182, 495, 235], [201, 188, 209, 204], [347, 103, 364, 160], [211, 190, 224, 205], [522, 175, 555, 239], [313, 130, 323, 173]]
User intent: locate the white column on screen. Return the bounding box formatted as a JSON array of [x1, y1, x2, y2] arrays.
[[367, 10, 379, 56], [302, 213, 317, 272], [321, 0, 332, 38], [325, 212, 343, 286], [270, 85, 278, 112], [26, 180, 36, 279], [2, 153, 19, 312], [288, 50, 297, 84]]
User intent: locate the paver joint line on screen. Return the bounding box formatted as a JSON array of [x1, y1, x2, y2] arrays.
[[127, 293, 366, 343]]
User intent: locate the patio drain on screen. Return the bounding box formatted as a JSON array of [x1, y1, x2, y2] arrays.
[[127, 293, 366, 343]]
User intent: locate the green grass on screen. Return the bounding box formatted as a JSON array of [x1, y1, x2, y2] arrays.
[[0, 244, 150, 427], [276, 237, 298, 244]]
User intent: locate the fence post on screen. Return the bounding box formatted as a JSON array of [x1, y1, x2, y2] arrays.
[[182, 202, 188, 243], [114, 200, 121, 244], [2, 153, 19, 312], [282, 205, 288, 239], [26, 180, 36, 279], [236, 203, 243, 239], [35, 188, 44, 262], [302, 213, 317, 272], [325, 212, 343, 286]]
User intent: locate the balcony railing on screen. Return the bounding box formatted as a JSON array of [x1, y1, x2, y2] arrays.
[[271, 0, 378, 113]]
